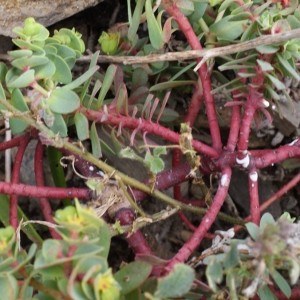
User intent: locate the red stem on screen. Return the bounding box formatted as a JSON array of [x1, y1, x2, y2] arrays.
[[161, 0, 222, 152], [79, 107, 219, 158], [114, 208, 161, 275], [34, 141, 61, 239], [0, 182, 90, 199], [234, 172, 300, 233], [172, 84, 203, 232], [165, 166, 232, 271], [10, 135, 31, 230], [248, 168, 260, 225], [0, 134, 26, 151]]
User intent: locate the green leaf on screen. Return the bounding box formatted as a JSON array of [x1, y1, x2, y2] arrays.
[[245, 222, 259, 241], [229, 12, 252, 22], [9, 88, 29, 133], [0, 275, 18, 300], [34, 60, 56, 80], [145, 0, 163, 50], [48, 88, 80, 114], [114, 261, 152, 295], [257, 285, 277, 300], [259, 212, 275, 229], [12, 39, 45, 54], [155, 264, 195, 298], [270, 269, 291, 299], [42, 240, 63, 263], [256, 45, 279, 54], [6, 68, 35, 88], [0, 194, 42, 246], [49, 112, 68, 137], [176, 0, 194, 16], [97, 64, 117, 108], [281, 158, 300, 169], [223, 241, 239, 270], [218, 0, 235, 12], [257, 59, 273, 72], [8, 49, 33, 58], [62, 66, 99, 91], [289, 258, 300, 285], [90, 121, 102, 158], [253, 1, 272, 16], [0, 63, 7, 83], [287, 15, 300, 29], [46, 146, 71, 206], [46, 53, 72, 84], [128, 0, 145, 41], [241, 21, 258, 42], [189, 2, 208, 22], [276, 53, 300, 81], [153, 147, 167, 157], [265, 84, 280, 100], [12, 55, 49, 70], [264, 73, 286, 90], [150, 80, 195, 92], [206, 257, 223, 292], [115, 83, 128, 115], [153, 107, 179, 122], [74, 111, 89, 140], [132, 68, 148, 92], [144, 152, 165, 174], [80, 51, 100, 101], [210, 16, 246, 40]]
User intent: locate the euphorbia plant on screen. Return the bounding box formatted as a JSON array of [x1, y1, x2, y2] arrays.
[[0, 0, 300, 298]]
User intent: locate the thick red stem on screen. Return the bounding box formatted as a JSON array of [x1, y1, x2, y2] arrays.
[[234, 172, 300, 233], [0, 133, 27, 151], [34, 141, 61, 239], [161, 0, 222, 152], [165, 166, 232, 271], [0, 182, 90, 199], [10, 135, 31, 230], [248, 168, 260, 225], [79, 107, 219, 158]]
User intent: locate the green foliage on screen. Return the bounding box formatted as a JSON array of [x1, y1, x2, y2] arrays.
[[0, 17, 96, 136], [204, 213, 300, 299], [0, 200, 197, 299]]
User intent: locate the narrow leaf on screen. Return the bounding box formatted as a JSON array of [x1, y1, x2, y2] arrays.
[[90, 122, 102, 158], [128, 0, 145, 41], [264, 73, 286, 90], [98, 64, 117, 108], [74, 111, 89, 140], [62, 66, 99, 91], [277, 53, 300, 81], [145, 0, 163, 50]]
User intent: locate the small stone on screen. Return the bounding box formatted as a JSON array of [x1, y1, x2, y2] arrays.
[[0, 0, 103, 37], [271, 100, 300, 136]]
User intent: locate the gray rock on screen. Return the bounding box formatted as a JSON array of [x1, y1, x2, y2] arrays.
[[0, 0, 103, 37], [271, 100, 300, 137]]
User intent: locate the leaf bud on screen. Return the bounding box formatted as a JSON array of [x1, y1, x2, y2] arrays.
[[98, 32, 119, 55], [22, 17, 41, 37]]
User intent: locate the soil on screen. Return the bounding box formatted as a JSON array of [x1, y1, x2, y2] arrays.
[[0, 0, 300, 282]]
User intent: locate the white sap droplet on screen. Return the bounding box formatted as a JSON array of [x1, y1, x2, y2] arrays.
[[97, 170, 105, 177], [89, 166, 94, 171], [262, 99, 269, 107], [236, 154, 250, 168], [221, 174, 229, 186], [249, 171, 258, 182]]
